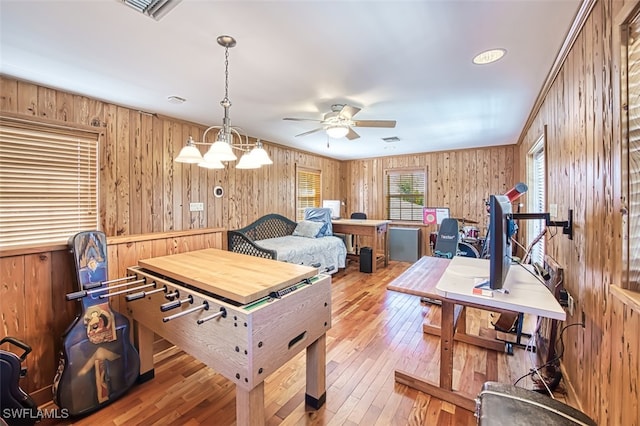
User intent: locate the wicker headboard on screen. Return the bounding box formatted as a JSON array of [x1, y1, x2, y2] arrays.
[[227, 214, 297, 259]]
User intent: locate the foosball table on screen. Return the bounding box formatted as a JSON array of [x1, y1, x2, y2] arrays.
[[123, 248, 332, 426]]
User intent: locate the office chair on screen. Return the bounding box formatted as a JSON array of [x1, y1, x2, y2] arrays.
[[350, 212, 367, 254], [433, 218, 459, 259]]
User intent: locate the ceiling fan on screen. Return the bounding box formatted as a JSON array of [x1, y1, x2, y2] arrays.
[[283, 104, 396, 140]]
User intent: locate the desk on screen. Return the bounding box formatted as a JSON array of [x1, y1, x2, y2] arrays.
[[125, 249, 331, 426], [392, 256, 565, 411], [332, 219, 391, 272], [387, 256, 506, 352]]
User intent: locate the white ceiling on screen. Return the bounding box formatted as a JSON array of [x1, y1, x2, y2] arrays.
[[0, 0, 582, 161]]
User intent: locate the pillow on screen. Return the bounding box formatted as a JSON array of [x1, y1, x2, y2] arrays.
[[303, 207, 333, 236], [292, 220, 325, 238]]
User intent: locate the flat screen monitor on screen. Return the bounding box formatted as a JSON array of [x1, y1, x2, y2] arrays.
[[488, 194, 513, 290], [322, 200, 341, 219]]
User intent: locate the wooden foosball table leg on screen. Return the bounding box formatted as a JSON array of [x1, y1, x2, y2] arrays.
[[236, 381, 264, 426], [134, 322, 155, 383], [305, 334, 327, 409]]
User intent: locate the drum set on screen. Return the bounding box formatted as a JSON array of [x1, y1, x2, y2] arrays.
[[429, 218, 485, 258]]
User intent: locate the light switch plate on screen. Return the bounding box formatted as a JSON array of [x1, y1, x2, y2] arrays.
[[549, 203, 558, 218], [190, 202, 204, 212]]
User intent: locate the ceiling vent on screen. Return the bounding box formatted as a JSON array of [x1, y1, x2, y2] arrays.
[[120, 0, 182, 21], [382, 136, 400, 143]]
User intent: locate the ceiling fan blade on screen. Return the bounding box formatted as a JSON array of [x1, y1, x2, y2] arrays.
[[346, 127, 360, 140], [283, 117, 323, 123], [295, 127, 325, 137], [352, 119, 396, 128], [339, 105, 361, 120]]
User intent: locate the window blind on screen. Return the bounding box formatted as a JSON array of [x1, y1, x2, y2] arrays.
[[529, 143, 545, 266], [385, 169, 426, 221], [625, 17, 640, 288], [296, 168, 321, 221], [0, 117, 99, 248]]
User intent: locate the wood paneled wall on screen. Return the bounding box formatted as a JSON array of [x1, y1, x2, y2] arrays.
[[519, 1, 639, 424], [0, 76, 344, 235], [7, 9, 640, 420], [0, 229, 226, 404], [0, 74, 519, 407], [343, 146, 519, 256]]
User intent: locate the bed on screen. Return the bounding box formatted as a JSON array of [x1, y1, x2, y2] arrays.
[[227, 211, 347, 274]]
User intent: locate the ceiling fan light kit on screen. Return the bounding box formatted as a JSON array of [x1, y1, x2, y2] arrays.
[[174, 35, 272, 169], [326, 125, 349, 139]]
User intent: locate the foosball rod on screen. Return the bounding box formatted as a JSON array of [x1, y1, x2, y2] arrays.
[[197, 307, 227, 325], [99, 281, 157, 299], [82, 274, 137, 290], [126, 286, 167, 302], [163, 301, 209, 323], [66, 278, 147, 300]]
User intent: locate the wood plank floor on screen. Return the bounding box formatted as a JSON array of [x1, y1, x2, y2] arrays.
[[39, 260, 571, 425]]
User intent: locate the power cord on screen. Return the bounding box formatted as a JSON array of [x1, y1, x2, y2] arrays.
[[513, 322, 584, 396]]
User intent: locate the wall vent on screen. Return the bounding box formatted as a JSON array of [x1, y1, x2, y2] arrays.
[[382, 136, 400, 143], [120, 0, 182, 21]]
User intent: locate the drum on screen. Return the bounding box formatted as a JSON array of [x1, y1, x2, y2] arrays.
[[429, 232, 438, 251], [457, 241, 479, 258], [463, 226, 480, 239]]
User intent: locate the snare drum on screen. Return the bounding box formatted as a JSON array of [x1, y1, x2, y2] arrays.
[[457, 241, 479, 258]]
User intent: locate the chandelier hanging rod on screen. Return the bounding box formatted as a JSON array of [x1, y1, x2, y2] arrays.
[[174, 35, 272, 169]]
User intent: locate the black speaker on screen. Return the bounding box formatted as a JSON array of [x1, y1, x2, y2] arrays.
[[360, 247, 373, 273]]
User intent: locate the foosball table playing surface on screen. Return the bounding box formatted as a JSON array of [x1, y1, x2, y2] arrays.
[[124, 248, 332, 426]]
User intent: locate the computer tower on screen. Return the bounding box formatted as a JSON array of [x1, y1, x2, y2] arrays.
[[360, 247, 373, 273]]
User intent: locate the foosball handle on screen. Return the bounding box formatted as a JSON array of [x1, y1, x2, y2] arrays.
[[160, 295, 193, 312], [126, 286, 167, 302], [66, 290, 87, 301]]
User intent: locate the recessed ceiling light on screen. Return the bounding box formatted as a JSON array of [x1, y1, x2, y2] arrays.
[[473, 48, 506, 65], [167, 95, 186, 104]]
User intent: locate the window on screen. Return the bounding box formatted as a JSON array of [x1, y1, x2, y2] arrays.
[[623, 11, 640, 291], [527, 132, 546, 266], [295, 166, 321, 221], [385, 168, 426, 221], [0, 115, 99, 248]]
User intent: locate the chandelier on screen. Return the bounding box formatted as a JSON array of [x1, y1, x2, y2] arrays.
[[174, 35, 272, 169]]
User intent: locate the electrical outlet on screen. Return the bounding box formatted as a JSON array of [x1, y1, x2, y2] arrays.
[[567, 292, 575, 316], [189, 202, 204, 212]]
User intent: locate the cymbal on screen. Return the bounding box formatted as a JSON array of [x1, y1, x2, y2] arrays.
[[451, 217, 479, 225]]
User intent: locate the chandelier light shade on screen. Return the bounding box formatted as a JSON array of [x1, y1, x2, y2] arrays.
[[236, 151, 261, 169], [250, 140, 273, 165], [326, 125, 349, 139], [198, 156, 225, 169], [205, 140, 237, 162], [175, 137, 204, 163], [173, 35, 272, 169]]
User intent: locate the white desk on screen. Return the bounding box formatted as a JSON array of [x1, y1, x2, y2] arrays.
[[436, 257, 566, 321], [394, 256, 565, 411]]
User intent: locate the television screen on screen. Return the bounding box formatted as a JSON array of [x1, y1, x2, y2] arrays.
[[489, 194, 513, 290]]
